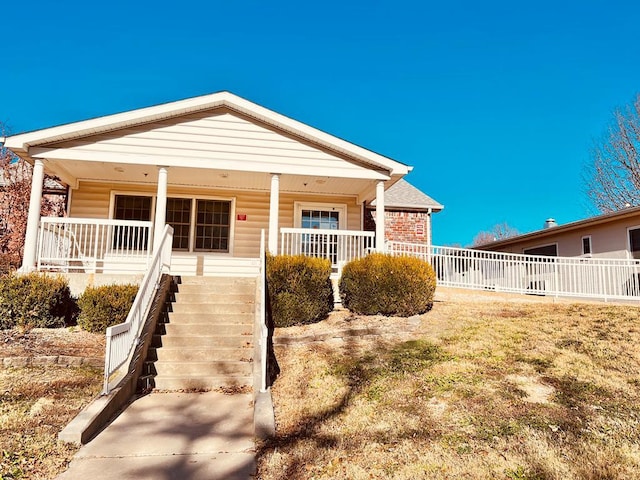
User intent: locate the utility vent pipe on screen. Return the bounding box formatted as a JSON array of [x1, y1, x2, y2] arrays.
[[543, 218, 557, 229]]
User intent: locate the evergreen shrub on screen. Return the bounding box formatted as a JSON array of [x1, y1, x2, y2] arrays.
[[0, 272, 76, 329], [77, 283, 139, 333], [339, 253, 436, 316], [266, 254, 334, 327]]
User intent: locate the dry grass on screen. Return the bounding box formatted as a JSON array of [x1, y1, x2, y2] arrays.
[[258, 292, 640, 479], [0, 364, 102, 479], [0, 327, 105, 358]]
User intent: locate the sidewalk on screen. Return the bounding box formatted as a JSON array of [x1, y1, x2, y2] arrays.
[[56, 391, 256, 480]]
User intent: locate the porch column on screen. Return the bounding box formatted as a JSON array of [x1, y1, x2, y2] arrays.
[[153, 166, 168, 252], [21, 159, 45, 272], [426, 208, 433, 262], [268, 173, 280, 254], [375, 180, 385, 252]]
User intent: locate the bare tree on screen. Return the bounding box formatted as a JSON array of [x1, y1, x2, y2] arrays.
[[587, 94, 640, 213], [472, 222, 519, 246], [0, 130, 65, 271]]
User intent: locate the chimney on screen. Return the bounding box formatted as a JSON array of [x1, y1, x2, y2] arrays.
[[543, 218, 557, 229]]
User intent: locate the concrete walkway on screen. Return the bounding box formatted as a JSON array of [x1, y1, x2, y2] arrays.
[[57, 391, 256, 480]]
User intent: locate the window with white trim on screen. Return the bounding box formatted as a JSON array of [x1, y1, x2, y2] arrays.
[[582, 236, 592, 255], [113, 195, 152, 250], [629, 228, 640, 259], [523, 244, 558, 257], [195, 199, 231, 252], [166, 198, 192, 251], [111, 194, 232, 253]]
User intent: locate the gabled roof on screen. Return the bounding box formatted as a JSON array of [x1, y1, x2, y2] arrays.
[[476, 206, 640, 250], [2, 91, 410, 177], [370, 179, 443, 211]]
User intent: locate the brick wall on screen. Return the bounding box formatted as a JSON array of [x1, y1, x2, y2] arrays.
[[364, 208, 430, 244]]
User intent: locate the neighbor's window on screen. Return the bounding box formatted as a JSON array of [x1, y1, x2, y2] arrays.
[[523, 244, 558, 257], [582, 236, 592, 255], [195, 200, 231, 252], [629, 228, 640, 259]]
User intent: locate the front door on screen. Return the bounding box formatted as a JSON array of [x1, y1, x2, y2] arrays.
[[299, 207, 342, 266]]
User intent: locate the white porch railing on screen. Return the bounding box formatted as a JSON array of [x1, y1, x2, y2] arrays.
[[38, 217, 152, 273], [386, 242, 640, 301], [280, 227, 375, 271], [103, 225, 173, 394]]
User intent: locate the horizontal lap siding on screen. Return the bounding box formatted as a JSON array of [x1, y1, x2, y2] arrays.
[[69, 182, 361, 258], [49, 111, 371, 176]]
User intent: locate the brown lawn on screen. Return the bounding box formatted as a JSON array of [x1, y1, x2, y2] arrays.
[[257, 289, 640, 479], [0, 328, 104, 480]]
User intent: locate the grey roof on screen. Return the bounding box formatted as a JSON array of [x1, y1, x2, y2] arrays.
[[371, 179, 443, 211]]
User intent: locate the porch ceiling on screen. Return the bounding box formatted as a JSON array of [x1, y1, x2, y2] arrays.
[[47, 159, 383, 198]]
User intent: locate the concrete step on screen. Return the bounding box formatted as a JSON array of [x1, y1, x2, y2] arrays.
[[154, 334, 252, 349], [155, 347, 252, 362], [164, 323, 253, 337], [167, 312, 254, 325], [152, 375, 252, 391], [177, 276, 257, 287], [170, 302, 254, 315], [154, 361, 252, 377], [173, 292, 255, 304]]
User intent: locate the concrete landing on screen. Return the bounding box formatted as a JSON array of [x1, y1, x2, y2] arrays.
[[57, 391, 255, 480]]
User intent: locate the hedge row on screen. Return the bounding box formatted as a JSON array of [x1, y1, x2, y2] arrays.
[[0, 272, 138, 332]]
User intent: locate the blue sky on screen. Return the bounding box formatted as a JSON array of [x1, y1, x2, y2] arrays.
[[1, 0, 639, 246]]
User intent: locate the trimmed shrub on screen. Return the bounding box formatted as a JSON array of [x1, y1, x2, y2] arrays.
[[0, 272, 76, 329], [339, 253, 436, 316], [77, 283, 139, 333], [266, 254, 334, 327]]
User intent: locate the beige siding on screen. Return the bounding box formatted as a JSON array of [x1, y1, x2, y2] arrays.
[[490, 215, 640, 259], [69, 181, 362, 258], [45, 110, 377, 178]]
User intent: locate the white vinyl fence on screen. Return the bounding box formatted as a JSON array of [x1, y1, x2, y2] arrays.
[[386, 242, 640, 301], [103, 225, 173, 394]]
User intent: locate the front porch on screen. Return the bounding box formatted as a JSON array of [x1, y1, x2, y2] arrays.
[[35, 216, 378, 277]]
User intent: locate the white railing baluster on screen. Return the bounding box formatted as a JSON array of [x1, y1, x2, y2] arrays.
[[385, 241, 640, 301], [279, 228, 376, 270], [37, 218, 152, 273]]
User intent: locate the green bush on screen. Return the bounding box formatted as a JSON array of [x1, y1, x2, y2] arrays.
[[339, 253, 436, 316], [266, 254, 334, 327], [0, 272, 76, 329], [77, 283, 139, 333]]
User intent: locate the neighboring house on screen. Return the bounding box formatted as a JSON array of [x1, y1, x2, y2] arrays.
[[364, 178, 443, 246], [476, 207, 640, 260], [1, 91, 442, 279]]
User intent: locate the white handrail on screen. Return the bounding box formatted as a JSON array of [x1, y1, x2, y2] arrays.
[[386, 241, 640, 301], [259, 229, 268, 392], [102, 224, 173, 394]]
